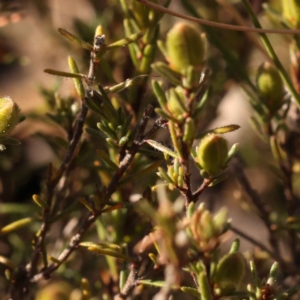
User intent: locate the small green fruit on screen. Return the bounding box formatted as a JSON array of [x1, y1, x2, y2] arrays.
[[0, 97, 20, 137], [197, 134, 228, 176], [256, 62, 285, 113], [166, 22, 205, 73], [214, 253, 245, 296]]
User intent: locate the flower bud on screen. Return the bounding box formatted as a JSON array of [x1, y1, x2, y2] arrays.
[[282, 0, 300, 29], [197, 134, 228, 176], [256, 62, 285, 113], [214, 253, 245, 296], [166, 22, 205, 73], [0, 97, 20, 137]]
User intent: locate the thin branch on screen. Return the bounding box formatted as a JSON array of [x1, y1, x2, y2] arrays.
[[8, 100, 88, 300], [26, 101, 88, 277], [137, 0, 300, 35], [29, 105, 156, 284], [191, 178, 212, 202], [115, 260, 140, 300], [230, 225, 279, 260], [231, 158, 283, 262], [30, 213, 96, 282]]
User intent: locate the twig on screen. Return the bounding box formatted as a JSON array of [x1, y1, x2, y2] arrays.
[[29, 105, 156, 284], [8, 100, 88, 300], [115, 260, 140, 300], [30, 213, 96, 282], [231, 158, 283, 263], [137, 0, 300, 35], [230, 225, 279, 261], [191, 178, 212, 202]]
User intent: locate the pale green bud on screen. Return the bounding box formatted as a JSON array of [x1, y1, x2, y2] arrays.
[[166, 22, 206, 73], [197, 134, 228, 176], [0, 97, 21, 137], [256, 62, 285, 113]]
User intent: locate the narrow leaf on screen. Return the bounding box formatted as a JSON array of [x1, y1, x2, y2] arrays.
[[196, 124, 240, 139], [97, 149, 119, 170], [68, 56, 85, 99], [58, 28, 93, 51], [0, 217, 35, 234], [180, 286, 201, 297], [145, 139, 179, 158], [44, 69, 86, 79], [107, 32, 144, 49], [119, 160, 162, 185]]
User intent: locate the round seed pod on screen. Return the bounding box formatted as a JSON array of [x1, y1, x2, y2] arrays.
[[166, 22, 205, 73], [197, 134, 228, 176], [0, 97, 20, 137], [256, 62, 285, 113]]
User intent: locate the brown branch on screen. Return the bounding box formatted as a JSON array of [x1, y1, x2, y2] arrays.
[[137, 0, 300, 35], [115, 261, 140, 300], [191, 178, 212, 202], [8, 100, 88, 300], [28, 105, 155, 285]]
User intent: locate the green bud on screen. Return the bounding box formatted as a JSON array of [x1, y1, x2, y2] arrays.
[[256, 62, 285, 113], [282, 0, 300, 28], [0, 97, 20, 137], [197, 134, 228, 176], [214, 253, 246, 296], [166, 22, 206, 73]]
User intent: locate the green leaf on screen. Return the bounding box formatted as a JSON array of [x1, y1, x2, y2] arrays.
[[151, 62, 182, 86], [68, 56, 85, 99], [120, 160, 162, 185], [196, 124, 240, 139], [0, 217, 35, 234], [0, 204, 38, 214], [79, 242, 131, 261], [44, 69, 86, 79], [145, 139, 179, 158], [107, 32, 144, 49], [104, 75, 148, 93], [180, 286, 201, 298], [58, 28, 93, 51]]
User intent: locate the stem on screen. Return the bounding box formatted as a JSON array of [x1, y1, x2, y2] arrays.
[[8, 100, 88, 300], [28, 105, 156, 284], [191, 178, 212, 202], [137, 0, 300, 35]]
